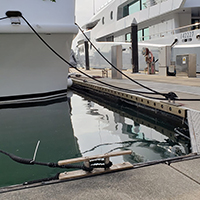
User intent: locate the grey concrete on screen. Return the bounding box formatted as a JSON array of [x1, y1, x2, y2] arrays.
[[1, 161, 200, 200], [171, 158, 200, 184], [188, 110, 200, 153]]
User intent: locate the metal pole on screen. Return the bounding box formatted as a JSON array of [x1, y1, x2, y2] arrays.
[[84, 41, 90, 70], [131, 18, 139, 73]]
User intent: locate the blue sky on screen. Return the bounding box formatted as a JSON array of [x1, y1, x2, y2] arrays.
[[75, 0, 108, 26]]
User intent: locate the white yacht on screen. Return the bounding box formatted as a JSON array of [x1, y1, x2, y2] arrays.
[[74, 0, 200, 73], [0, 0, 78, 103]]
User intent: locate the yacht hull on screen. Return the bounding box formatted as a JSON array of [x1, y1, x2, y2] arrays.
[[0, 0, 78, 103], [0, 33, 72, 99]]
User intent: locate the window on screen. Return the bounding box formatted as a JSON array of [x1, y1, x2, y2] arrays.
[[141, 0, 147, 9], [125, 27, 149, 42], [106, 35, 114, 41], [125, 33, 131, 42], [192, 19, 200, 30], [102, 17, 105, 25], [138, 30, 143, 41], [110, 11, 113, 20], [129, 1, 140, 15], [143, 27, 149, 40], [123, 1, 141, 18], [118, 0, 147, 20]]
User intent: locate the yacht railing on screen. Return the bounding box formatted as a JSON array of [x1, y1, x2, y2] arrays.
[[138, 22, 200, 41], [143, 0, 168, 8]]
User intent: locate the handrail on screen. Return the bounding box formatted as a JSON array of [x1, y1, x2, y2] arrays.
[[139, 22, 200, 41]]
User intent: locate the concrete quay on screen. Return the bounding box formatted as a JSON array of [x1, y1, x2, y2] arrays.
[[1, 156, 200, 200]]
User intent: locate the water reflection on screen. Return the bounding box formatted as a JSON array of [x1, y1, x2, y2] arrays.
[[0, 91, 190, 188], [0, 98, 81, 187], [71, 92, 190, 164]]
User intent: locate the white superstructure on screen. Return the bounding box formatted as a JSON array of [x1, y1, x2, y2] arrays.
[[0, 0, 78, 102], [74, 0, 200, 72]]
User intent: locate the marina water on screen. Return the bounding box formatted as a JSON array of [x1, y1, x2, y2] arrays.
[[0, 91, 190, 188]]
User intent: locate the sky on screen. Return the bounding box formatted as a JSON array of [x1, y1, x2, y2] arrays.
[[75, 0, 109, 26]]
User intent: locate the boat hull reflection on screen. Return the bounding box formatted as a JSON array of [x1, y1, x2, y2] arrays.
[[0, 98, 81, 188]]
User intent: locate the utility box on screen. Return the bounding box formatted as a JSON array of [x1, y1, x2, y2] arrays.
[[176, 54, 196, 77], [111, 45, 122, 79]]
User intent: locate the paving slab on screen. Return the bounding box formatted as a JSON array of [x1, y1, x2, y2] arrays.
[[171, 158, 200, 184], [1, 161, 200, 200], [188, 110, 200, 153]]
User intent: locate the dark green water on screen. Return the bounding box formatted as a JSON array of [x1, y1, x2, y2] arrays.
[[0, 92, 190, 188]]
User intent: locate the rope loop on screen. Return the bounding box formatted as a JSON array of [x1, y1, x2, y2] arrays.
[[82, 164, 94, 172]]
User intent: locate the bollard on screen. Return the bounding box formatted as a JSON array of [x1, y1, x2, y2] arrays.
[[131, 18, 139, 73], [84, 41, 90, 70]]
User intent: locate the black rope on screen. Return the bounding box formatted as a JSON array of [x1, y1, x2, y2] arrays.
[[20, 15, 173, 100], [90, 160, 113, 169], [19, 16, 160, 97], [0, 148, 115, 172], [0, 14, 177, 101], [0, 149, 93, 171], [0, 16, 8, 20], [2, 14, 199, 101], [22, 15, 173, 100], [75, 23, 167, 97]]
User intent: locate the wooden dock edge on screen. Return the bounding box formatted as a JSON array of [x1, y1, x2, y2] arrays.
[[71, 78, 187, 119], [58, 150, 132, 166]]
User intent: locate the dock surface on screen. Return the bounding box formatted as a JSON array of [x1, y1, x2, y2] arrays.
[[1, 157, 200, 200]]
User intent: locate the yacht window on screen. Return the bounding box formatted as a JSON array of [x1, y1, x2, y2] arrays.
[[118, 0, 147, 20], [125, 27, 149, 42], [192, 19, 200, 30], [143, 27, 150, 41], [142, 0, 147, 9], [110, 11, 113, 20], [128, 1, 140, 16], [125, 33, 131, 42], [192, 7, 200, 30], [102, 17, 105, 25], [106, 35, 114, 41], [138, 30, 143, 41]]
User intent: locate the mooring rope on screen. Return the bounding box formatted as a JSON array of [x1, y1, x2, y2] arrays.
[[0, 148, 114, 173], [1, 12, 172, 99], [22, 15, 173, 99], [0, 13, 199, 102], [75, 23, 166, 96]]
